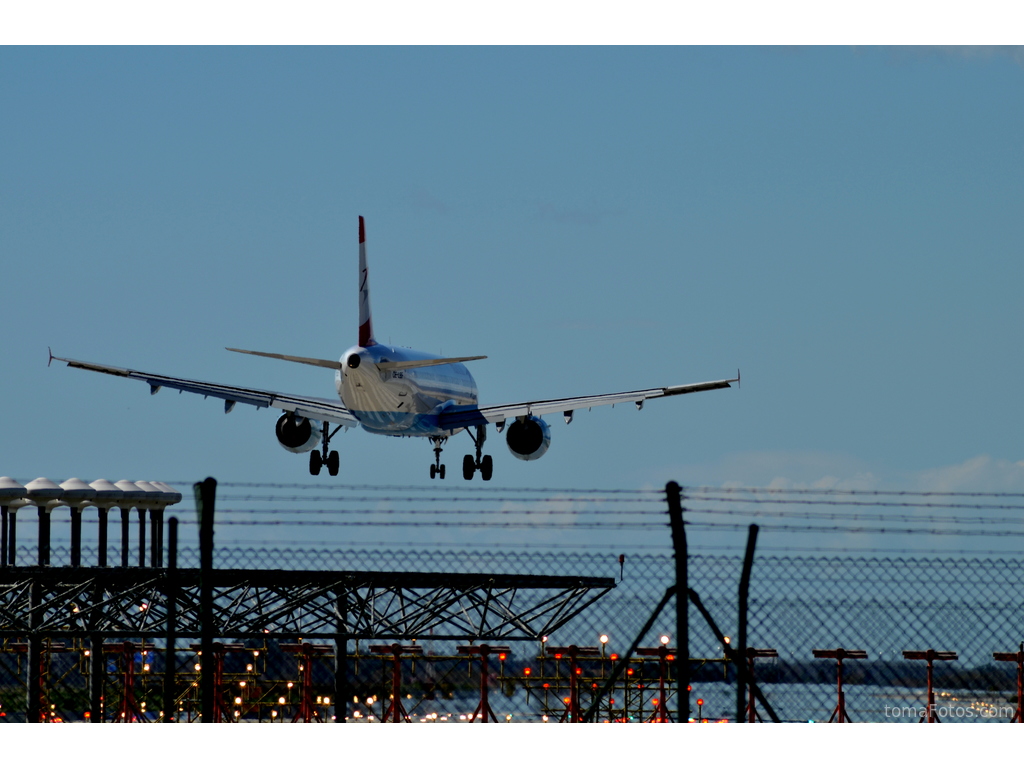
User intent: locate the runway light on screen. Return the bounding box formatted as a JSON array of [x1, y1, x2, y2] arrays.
[[524, 667, 532, 676], [234, 697, 242, 705], [660, 635, 670, 645], [278, 697, 286, 705], [600, 635, 609, 644]]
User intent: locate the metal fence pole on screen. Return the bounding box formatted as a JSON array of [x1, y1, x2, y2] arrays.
[[163, 517, 178, 722], [736, 523, 759, 723], [335, 588, 349, 722], [27, 580, 42, 722], [666, 481, 689, 723], [193, 477, 216, 723]]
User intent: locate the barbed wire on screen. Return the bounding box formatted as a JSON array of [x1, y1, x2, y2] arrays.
[[688, 487, 1024, 498], [682, 507, 1024, 526], [687, 495, 1024, 512], [688, 521, 1024, 537]]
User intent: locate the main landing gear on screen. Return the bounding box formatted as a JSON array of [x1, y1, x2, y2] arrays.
[[429, 437, 446, 480], [463, 425, 493, 482], [428, 427, 493, 481], [309, 421, 342, 477]]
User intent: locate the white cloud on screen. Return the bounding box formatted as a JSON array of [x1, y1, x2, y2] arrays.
[[664, 451, 1024, 493], [905, 455, 1024, 493]]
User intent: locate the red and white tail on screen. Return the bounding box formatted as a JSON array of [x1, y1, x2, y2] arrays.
[[358, 215, 375, 347]]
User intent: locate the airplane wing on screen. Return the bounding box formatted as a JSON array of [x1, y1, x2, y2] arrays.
[[438, 373, 739, 431], [50, 353, 358, 427]]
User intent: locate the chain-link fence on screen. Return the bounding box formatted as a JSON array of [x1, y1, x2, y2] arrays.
[[3, 544, 1023, 722], [5, 482, 1024, 722]]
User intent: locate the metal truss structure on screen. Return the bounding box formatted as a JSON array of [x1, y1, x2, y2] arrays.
[[0, 567, 616, 641]]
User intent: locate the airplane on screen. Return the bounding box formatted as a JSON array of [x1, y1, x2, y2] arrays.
[[50, 217, 739, 481]]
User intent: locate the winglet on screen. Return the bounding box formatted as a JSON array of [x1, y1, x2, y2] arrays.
[[737, 369, 741, 389], [358, 215, 375, 347]]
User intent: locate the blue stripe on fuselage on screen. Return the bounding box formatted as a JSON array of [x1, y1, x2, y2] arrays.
[[339, 343, 480, 436]]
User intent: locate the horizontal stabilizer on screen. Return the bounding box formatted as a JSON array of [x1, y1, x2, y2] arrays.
[[376, 356, 487, 371], [226, 348, 341, 370]]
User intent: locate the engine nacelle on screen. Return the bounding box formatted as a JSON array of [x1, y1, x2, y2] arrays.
[[275, 413, 323, 454], [506, 415, 551, 461]]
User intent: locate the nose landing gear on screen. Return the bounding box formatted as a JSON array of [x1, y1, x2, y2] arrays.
[[429, 437, 447, 480], [462, 425, 493, 481]]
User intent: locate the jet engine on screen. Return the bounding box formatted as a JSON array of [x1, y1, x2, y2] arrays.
[[506, 415, 551, 461], [275, 412, 323, 454]]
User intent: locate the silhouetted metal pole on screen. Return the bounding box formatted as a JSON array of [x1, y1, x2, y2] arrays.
[[163, 517, 178, 722], [737, 524, 759, 723], [335, 587, 349, 723], [193, 477, 216, 723], [666, 481, 689, 722], [27, 580, 42, 722]]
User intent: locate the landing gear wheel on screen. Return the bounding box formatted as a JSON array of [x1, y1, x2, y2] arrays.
[[480, 454, 493, 482], [463, 455, 476, 480], [309, 449, 323, 476], [439, 464, 446, 480], [327, 450, 340, 476], [430, 464, 436, 479]]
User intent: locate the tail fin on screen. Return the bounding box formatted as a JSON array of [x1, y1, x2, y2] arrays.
[[358, 215, 375, 347]]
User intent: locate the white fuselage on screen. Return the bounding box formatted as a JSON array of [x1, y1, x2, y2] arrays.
[[336, 344, 478, 436]]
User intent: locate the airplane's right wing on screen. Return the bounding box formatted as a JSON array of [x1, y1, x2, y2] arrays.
[[438, 374, 739, 431], [50, 354, 358, 426]]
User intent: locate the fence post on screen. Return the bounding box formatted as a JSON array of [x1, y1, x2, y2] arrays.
[[736, 523, 759, 723], [666, 481, 689, 723], [193, 477, 216, 723], [163, 517, 178, 722], [27, 580, 42, 722], [335, 587, 349, 722]]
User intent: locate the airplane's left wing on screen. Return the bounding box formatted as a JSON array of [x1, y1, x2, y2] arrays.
[[438, 373, 739, 431], [50, 353, 358, 426]]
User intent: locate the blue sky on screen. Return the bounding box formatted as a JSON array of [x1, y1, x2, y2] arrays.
[[3, 46, 1023, 504]]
